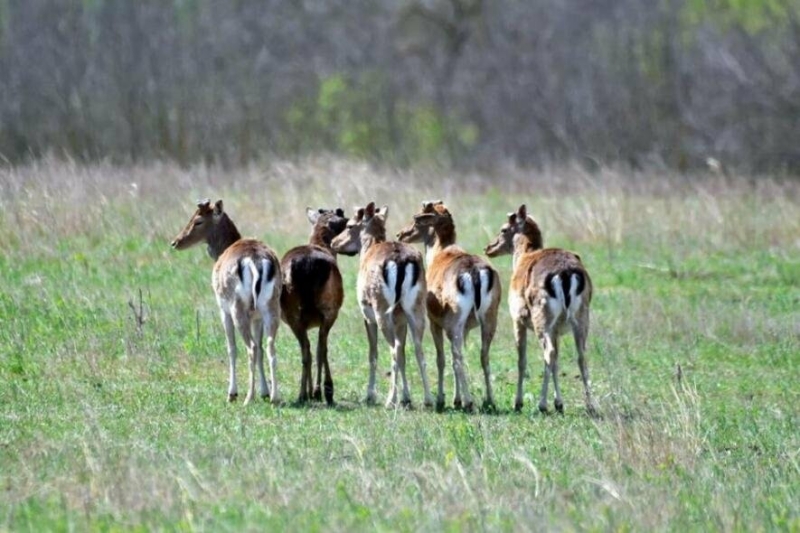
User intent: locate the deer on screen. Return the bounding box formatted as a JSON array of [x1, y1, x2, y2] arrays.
[[331, 201, 435, 409], [484, 204, 597, 415], [170, 199, 281, 406], [396, 200, 501, 412], [280, 207, 348, 406]]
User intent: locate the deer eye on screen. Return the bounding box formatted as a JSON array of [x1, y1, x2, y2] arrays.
[[194, 219, 204, 226]]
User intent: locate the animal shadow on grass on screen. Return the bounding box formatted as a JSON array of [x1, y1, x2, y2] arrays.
[[284, 398, 360, 412]]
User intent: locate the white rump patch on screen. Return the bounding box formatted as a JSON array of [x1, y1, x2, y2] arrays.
[[456, 272, 474, 323], [236, 257, 276, 311], [399, 263, 421, 314], [382, 260, 398, 310], [547, 275, 566, 329], [566, 273, 582, 321], [236, 258, 256, 304], [257, 258, 276, 308], [476, 269, 492, 318]]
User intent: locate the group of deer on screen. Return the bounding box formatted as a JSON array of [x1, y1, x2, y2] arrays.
[[170, 198, 597, 415]]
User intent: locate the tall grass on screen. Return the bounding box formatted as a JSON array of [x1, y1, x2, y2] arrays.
[[0, 157, 798, 530]]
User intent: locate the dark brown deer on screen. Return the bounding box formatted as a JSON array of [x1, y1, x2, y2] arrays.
[[280, 207, 348, 405], [485, 204, 597, 415], [331, 202, 434, 408], [171, 199, 282, 405], [396, 200, 501, 412]]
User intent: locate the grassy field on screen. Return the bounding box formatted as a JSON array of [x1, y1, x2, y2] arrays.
[[0, 157, 798, 531]]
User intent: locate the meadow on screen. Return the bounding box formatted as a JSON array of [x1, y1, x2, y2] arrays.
[[0, 157, 797, 531]]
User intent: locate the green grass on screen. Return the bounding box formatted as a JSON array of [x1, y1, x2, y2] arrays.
[[0, 158, 798, 531]]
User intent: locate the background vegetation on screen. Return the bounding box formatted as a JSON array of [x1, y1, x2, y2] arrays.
[[2, 0, 800, 172], [0, 159, 797, 530]]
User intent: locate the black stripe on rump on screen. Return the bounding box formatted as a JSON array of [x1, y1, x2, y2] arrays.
[[382, 260, 420, 308], [544, 272, 557, 300], [544, 269, 585, 308], [256, 260, 275, 299], [264, 260, 275, 283], [238, 259, 274, 300], [382, 261, 406, 307], [477, 268, 494, 310]]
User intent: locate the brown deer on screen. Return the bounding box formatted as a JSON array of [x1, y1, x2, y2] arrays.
[[485, 204, 597, 415], [170, 199, 282, 405], [396, 200, 501, 412], [331, 201, 434, 408], [280, 207, 348, 405]]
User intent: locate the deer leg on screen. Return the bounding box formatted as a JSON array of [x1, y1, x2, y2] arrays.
[[430, 321, 446, 411], [292, 324, 312, 404], [317, 321, 335, 405], [395, 322, 412, 407], [450, 327, 473, 412], [364, 320, 380, 405], [480, 319, 497, 411], [446, 330, 462, 409], [264, 314, 280, 405], [513, 320, 528, 412], [235, 315, 256, 406], [549, 336, 563, 413], [406, 311, 433, 408], [377, 313, 398, 408], [251, 315, 271, 402], [221, 311, 238, 402], [573, 317, 597, 416], [537, 331, 557, 413]]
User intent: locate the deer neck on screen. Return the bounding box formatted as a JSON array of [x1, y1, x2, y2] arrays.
[[309, 225, 335, 252], [358, 226, 386, 261], [513, 233, 541, 270], [206, 214, 242, 260], [426, 222, 456, 266]]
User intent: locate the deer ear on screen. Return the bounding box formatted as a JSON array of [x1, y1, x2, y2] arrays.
[[365, 202, 376, 218], [506, 211, 516, 224], [356, 207, 365, 221], [306, 207, 320, 225], [515, 204, 528, 224], [422, 200, 442, 212], [214, 200, 224, 215], [335, 208, 345, 218], [376, 205, 389, 219], [197, 198, 211, 208]]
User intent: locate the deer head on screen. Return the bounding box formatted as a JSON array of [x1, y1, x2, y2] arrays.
[[331, 201, 388, 256], [396, 200, 448, 244], [484, 204, 529, 257]]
